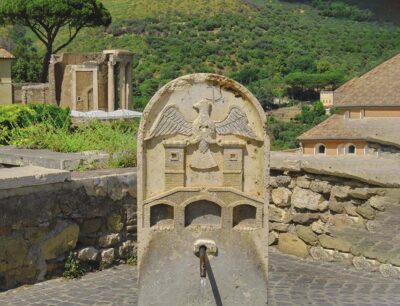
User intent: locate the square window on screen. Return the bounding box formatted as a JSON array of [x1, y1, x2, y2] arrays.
[[170, 152, 179, 161], [229, 153, 238, 161]]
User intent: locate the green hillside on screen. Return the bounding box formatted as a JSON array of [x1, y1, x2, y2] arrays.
[[6, 0, 400, 109]]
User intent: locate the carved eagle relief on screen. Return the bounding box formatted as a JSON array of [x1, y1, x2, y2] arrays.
[[147, 99, 258, 170]]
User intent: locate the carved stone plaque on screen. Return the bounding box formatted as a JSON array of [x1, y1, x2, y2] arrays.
[[137, 74, 269, 305]]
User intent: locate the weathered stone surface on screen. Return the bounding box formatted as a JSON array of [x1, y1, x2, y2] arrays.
[[277, 233, 309, 258], [0, 166, 70, 189], [0, 236, 30, 272], [379, 264, 400, 278], [80, 218, 102, 234], [363, 249, 391, 263], [275, 175, 291, 187], [77, 247, 99, 262], [310, 246, 333, 262], [269, 222, 290, 232], [366, 220, 380, 233], [107, 213, 124, 232], [349, 188, 370, 200], [310, 180, 332, 194], [292, 213, 320, 224], [318, 201, 329, 212], [330, 186, 350, 200], [100, 248, 115, 266], [269, 231, 279, 245], [368, 196, 388, 211], [318, 234, 351, 252], [356, 204, 376, 220], [291, 187, 324, 211], [271, 187, 291, 207], [41, 221, 79, 260], [328, 201, 344, 213], [118, 241, 137, 259], [296, 225, 318, 245], [343, 202, 359, 216], [269, 205, 291, 223], [311, 220, 330, 234], [326, 214, 359, 230], [390, 255, 400, 266], [332, 251, 354, 266], [296, 176, 311, 189], [98, 233, 121, 248], [353, 256, 380, 272]]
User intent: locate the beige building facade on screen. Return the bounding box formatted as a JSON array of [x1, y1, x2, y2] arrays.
[[300, 54, 400, 157], [0, 48, 15, 105]]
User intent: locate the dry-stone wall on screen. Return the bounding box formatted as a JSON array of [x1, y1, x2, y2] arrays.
[[0, 171, 137, 290], [269, 169, 400, 278]]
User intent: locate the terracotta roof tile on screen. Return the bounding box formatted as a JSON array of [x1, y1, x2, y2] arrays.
[[0, 48, 15, 59], [334, 54, 400, 107]]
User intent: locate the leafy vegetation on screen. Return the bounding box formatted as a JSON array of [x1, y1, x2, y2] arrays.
[[0, 0, 112, 82], [63, 252, 88, 279], [0, 104, 139, 167], [267, 101, 327, 150]]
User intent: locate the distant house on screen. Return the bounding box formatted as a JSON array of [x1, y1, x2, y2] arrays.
[[298, 54, 400, 158], [320, 90, 334, 110], [0, 48, 15, 105]]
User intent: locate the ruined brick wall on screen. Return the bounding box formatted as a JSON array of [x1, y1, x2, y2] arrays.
[[0, 172, 137, 291]]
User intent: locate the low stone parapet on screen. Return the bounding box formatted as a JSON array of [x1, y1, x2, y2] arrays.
[[0, 168, 137, 290]]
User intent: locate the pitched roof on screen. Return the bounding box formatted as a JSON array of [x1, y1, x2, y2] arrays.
[[334, 53, 400, 107], [0, 48, 15, 59], [298, 114, 400, 148]]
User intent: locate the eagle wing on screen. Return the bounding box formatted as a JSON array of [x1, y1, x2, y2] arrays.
[[215, 106, 257, 139], [148, 105, 192, 139]]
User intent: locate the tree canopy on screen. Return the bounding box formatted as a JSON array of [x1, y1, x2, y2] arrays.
[[0, 0, 111, 82]]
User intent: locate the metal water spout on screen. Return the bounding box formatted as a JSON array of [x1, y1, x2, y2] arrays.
[[199, 246, 207, 278]]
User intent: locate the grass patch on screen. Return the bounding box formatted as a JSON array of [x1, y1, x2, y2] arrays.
[[0, 104, 139, 168]]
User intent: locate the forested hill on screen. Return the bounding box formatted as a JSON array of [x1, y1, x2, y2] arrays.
[[7, 0, 400, 109]]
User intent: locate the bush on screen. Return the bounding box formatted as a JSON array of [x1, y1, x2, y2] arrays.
[[0, 104, 139, 168]]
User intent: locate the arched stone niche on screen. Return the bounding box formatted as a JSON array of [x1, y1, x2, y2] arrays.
[[137, 74, 269, 304]]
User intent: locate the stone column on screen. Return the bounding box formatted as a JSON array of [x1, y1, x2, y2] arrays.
[[92, 68, 99, 110], [120, 62, 127, 109], [126, 62, 132, 110], [107, 60, 115, 112]]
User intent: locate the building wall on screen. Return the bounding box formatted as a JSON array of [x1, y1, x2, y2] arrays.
[[320, 91, 334, 108], [0, 60, 13, 105], [302, 140, 367, 156], [336, 107, 400, 118]]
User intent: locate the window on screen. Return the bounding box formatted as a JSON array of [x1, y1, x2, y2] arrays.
[[346, 144, 356, 155], [315, 144, 326, 155], [229, 153, 238, 161]]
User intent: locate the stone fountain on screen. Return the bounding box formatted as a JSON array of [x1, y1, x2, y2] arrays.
[[137, 73, 269, 305]]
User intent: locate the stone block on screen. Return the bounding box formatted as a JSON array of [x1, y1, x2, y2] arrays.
[[277, 233, 309, 258], [0, 236, 30, 272], [269, 205, 291, 223], [296, 176, 311, 189], [310, 180, 332, 194], [269, 222, 290, 232], [80, 218, 102, 234], [274, 175, 291, 187], [379, 264, 400, 278], [368, 196, 388, 211], [318, 234, 351, 252], [118, 241, 137, 259], [296, 225, 318, 245], [0, 166, 70, 190], [292, 213, 320, 224], [348, 188, 370, 200], [328, 200, 344, 214], [291, 187, 324, 211], [356, 204, 376, 220], [107, 213, 124, 232], [41, 221, 79, 260], [353, 256, 380, 272], [311, 220, 330, 234], [100, 248, 115, 266], [269, 231, 279, 245], [98, 233, 121, 248], [77, 247, 99, 262], [271, 187, 291, 207], [310, 246, 334, 262], [330, 186, 350, 200], [342, 202, 359, 217]]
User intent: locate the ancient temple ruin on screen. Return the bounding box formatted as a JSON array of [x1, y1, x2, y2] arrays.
[[49, 49, 133, 111]]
